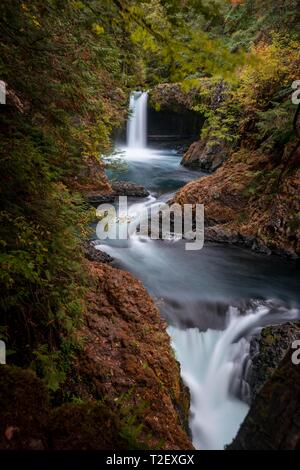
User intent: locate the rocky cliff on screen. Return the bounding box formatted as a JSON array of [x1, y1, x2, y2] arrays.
[[0, 259, 192, 450], [148, 83, 203, 144], [248, 322, 300, 400], [174, 147, 300, 258], [229, 346, 300, 450]]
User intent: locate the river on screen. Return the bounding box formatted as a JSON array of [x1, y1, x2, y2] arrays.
[[93, 91, 300, 450]]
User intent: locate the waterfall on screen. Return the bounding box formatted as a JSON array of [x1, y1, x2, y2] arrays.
[[127, 91, 148, 148], [168, 305, 269, 450]]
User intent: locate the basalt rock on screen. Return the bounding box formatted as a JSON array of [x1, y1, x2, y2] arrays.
[[67, 260, 192, 450], [82, 240, 113, 264], [247, 322, 300, 400], [181, 139, 229, 172], [173, 149, 300, 258], [228, 347, 300, 450], [149, 83, 198, 114], [148, 84, 203, 142], [87, 181, 149, 204]]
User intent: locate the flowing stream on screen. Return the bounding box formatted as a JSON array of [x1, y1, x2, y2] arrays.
[[95, 91, 300, 450]]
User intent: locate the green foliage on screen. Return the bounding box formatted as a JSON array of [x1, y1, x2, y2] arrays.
[[0, 0, 139, 385], [116, 388, 157, 450], [256, 101, 295, 150], [0, 0, 299, 393], [224, 0, 300, 51], [188, 33, 300, 157], [126, 0, 248, 86]]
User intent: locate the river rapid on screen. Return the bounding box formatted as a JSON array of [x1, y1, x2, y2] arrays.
[[93, 92, 300, 450]]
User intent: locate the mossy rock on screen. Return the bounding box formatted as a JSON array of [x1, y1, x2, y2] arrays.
[[0, 366, 50, 449], [0, 366, 148, 450]]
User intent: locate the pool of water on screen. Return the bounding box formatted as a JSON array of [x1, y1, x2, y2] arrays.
[[94, 145, 300, 449]]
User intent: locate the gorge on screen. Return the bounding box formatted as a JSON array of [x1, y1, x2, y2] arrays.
[[1, 0, 300, 457], [94, 91, 300, 450]]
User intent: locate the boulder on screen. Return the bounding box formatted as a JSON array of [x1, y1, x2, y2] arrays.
[[87, 181, 149, 204], [248, 322, 300, 400], [228, 346, 300, 450], [181, 139, 228, 172]]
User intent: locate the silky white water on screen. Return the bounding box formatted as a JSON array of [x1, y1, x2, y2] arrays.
[[97, 92, 300, 451], [127, 91, 148, 148], [168, 306, 270, 450]]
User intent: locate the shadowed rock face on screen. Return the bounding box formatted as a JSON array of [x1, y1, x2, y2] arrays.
[[228, 347, 300, 450], [147, 83, 203, 143], [248, 322, 300, 400], [0, 261, 192, 450], [0, 366, 132, 450], [181, 139, 229, 172]]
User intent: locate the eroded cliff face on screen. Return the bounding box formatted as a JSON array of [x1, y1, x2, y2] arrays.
[[0, 260, 192, 450], [227, 322, 300, 450], [148, 83, 203, 144], [174, 147, 300, 257]]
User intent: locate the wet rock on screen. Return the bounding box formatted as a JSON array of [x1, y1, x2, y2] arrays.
[[181, 139, 228, 172], [247, 322, 300, 400], [82, 240, 113, 264], [69, 260, 193, 450], [173, 149, 300, 258], [204, 227, 272, 255], [87, 181, 149, 204], [111, 181, 149, 198], [228, 347, 300, 450]]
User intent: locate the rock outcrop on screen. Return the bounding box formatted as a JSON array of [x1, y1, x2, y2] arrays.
[[148, 83, 203, 144], [173, 149, 300, 257], [228, 347, 300, 450], [86, 181, 149, 204], [181, 139, 229, 171], [71, 260, 192, 449], [0, 260, 192, 450], [82, 241, 113, 264], [149, 83, 198, 114], [248, 322, 300, 400]]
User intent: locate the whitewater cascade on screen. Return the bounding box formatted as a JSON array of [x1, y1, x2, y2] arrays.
[[168, 305, 269, 450], [127, 91, 148, 148], [102, 90, 300, 451]]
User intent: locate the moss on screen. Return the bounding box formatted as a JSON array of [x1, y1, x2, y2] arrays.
[[0, 365, 151, 450], [0, 366, 50, 449]]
